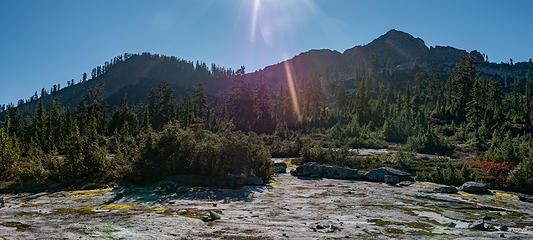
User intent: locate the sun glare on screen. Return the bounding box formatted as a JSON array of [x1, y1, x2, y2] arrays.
[[250, 0, 261, 42], [283, 55, 302, 121]]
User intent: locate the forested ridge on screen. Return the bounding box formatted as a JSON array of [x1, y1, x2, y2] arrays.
[[1, 30, 532, 193]]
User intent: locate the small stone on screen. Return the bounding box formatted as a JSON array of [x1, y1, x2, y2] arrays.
[[398, 181, 414, 186], [500, 233, 505, 238], [483, 215, 493, 221], [448, 222, 456, 228], [212, 203, 217, 207], [469, 221, 486, 230], [208, 211, 221, 220], [500, 226, 508, 231], [202, 216, 210, 222], [177, 209, 187, 215], [168, 201, 175, 205]]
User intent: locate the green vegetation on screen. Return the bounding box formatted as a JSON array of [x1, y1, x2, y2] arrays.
[[0, 49, 532, 193]]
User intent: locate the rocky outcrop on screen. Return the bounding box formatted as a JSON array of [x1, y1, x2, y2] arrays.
[[290, 162, 323, 178], [434, 186, 458, 194], [363, 167, 412, 182], [321, 166, 359, 180], [518, 194, 533, 203], [460, 182, 488, 194], [384, 175, 400, 185], [274, 162, 288, 173], [290, 162, 359, 180]]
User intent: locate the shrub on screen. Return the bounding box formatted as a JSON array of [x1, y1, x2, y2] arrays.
[[137, 122, 273, 181], [429, 161, 476, 186], [301, 145, 350, 166], [468, 160, 512, 185], [407, 129, 452, 155], [509, 156, 533, 185]]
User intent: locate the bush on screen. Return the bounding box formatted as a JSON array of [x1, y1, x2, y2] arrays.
[[137, 122, 273, 181], [510, 156, 533, 185], [468, 160, 512, 185], [381, 151, 415, 171], [407, 129, 452, 155], [429, 161, 476, 186], [301, 145, 350, 166], [268, 138, 302, 158]]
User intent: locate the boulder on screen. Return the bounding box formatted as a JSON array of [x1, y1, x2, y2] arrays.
[[398, 181, 414, 186], [448, 222, 456, 228], [290, 162, 323, 178], [208, 211, 221, 220], [273, 162, 288, 173], [468, 221, 495, 231], [363, 167, 412, 182], [518, 194, 533, 203], [321, 166, 359, 180], [460, 181, 488, 194], [291, 162, 360, 180], [434, 186, 458, 194], [384, 175, 400, 185], [415, 176, 427, 182]]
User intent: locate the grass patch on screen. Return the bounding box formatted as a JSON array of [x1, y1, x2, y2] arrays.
[[51, 205, 97, 214], [0, 222, 31, 232], [20, 202, 47, 207], [15, 211, 40, 216], [368, 218, 436, 230], [176, 208, 222, 219]]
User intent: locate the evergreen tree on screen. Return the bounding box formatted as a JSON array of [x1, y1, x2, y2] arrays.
[[148, 82, 176, 130], [227, 66, 255, 131]]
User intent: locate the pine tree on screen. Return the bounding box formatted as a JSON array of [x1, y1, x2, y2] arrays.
[[227, 66, 255, 131], [148, 82, 176, 130], [253, 72, 274, 133], [466, 78, 484, 143], [447, 54, 477, 121], [192, 84, 209, 122]]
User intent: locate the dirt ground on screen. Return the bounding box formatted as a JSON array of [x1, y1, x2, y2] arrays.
[[1, 159, 532, 239]]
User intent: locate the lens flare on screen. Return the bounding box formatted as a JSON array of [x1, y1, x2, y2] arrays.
[[250, 0, 261, 42], [283, 56, 302, 122]]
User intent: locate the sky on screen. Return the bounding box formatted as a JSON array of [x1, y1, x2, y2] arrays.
[[1, 0, 532, 105]]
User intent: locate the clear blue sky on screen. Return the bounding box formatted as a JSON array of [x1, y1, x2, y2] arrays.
[[1, 0, 532, 105]]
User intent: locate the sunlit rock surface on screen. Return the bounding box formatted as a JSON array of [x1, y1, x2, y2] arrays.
[[1, 159, 532, 239]]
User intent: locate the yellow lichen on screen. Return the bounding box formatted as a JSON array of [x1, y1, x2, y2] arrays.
[[51, 205, 97, 214], [266, 179, 277, 186], [58, 188, 113, 199], [21, 202, 47, 207], [100, 203, 140, 210], [491, 191, 518, 200], [283, 159, 297, 167]]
